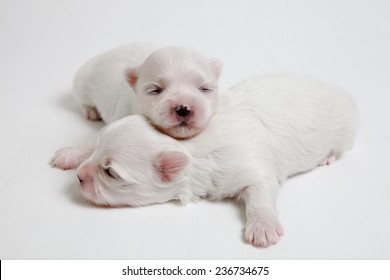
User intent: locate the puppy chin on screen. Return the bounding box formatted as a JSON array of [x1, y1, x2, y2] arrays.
[[80, 186, 131, 207], [156, 102, 213, 139], [79, 182, 109, 207], [165, 122, 203, 139], [78, 177, 122, 207], [153, 112, 205, 138], [78, 175, 173, 207]]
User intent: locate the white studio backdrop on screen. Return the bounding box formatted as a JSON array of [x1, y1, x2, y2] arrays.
[[0, 0, 389, 259]]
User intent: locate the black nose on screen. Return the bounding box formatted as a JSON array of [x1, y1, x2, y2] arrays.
[[175, 106, 191, 117]]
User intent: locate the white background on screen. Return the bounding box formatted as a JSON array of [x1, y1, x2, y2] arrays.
[[0, 0, 389, 259]]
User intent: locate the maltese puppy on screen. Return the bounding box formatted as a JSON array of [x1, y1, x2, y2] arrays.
[[73, 43, 222, 139], [52, 74, 359, 247]]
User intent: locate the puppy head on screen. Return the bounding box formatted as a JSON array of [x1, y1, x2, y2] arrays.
[[76, 115, 191, 207], [125, 46, 222, 139]]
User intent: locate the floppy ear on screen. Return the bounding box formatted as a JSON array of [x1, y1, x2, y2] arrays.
[[153, 151, 189, 183], [124, 66, 139, 89], [210, 58, 222, 79]]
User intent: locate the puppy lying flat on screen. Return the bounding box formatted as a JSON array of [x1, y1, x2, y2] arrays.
[[52, 74, 359, 247], [73, 43, 222, 139]]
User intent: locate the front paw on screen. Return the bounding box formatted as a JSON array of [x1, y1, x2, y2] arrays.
[[245, 216, 284, 248], [81, 105, 102, 121], [50, 147, 84, 170]]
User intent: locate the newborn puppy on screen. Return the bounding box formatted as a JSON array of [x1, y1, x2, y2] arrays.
[[73, 43, 222, 139], [73, 43, 160, 123], [52, 74, 359, 247], [126, 46, 222, 139]]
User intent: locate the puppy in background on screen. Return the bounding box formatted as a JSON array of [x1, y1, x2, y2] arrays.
[[52, 74, 359, 247], [73, 43, 222, 139]]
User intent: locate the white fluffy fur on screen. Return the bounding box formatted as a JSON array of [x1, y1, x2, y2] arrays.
[[73, 43, 222, 139], [73, 43, 159, 123], [52, 73, 359, 247]]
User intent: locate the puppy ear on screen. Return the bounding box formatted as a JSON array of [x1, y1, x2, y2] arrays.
[[124, 67, 139, 88], [210, 58, 222, 79], [154, 151, 189, 183]]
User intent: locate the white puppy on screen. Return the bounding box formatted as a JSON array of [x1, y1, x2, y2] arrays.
[[73, 43, 222, 139], [73, 43, 159, 123], [52, 74, 359, 247]]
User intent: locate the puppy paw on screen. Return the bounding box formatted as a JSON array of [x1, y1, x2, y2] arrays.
[[245, 216, 284, 248], [319, 152, 336, 166], [81, 105, 102, 121], [50, 147, 85, 170]]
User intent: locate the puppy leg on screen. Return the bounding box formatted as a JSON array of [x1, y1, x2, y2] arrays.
[[241, 178, 284, 247], [51, 145, 94, 170], [80, 104, 102, 121]]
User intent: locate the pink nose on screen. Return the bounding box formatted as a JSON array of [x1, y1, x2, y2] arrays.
[[77, 174, 84, 184], [77, 165, 94, 185]]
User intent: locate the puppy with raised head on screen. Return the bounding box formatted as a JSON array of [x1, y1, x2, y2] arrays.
[[52, 74, 359, 247], [73, 43, 222, 139]]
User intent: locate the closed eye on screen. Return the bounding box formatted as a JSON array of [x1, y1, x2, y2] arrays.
[[199, 86, 213, 93], [147, 86, 164, 95], [104, 167, 121, 180]]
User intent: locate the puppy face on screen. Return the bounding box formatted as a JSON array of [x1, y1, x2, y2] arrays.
[[126, 47, 222, 139], [76, 116, 190, 207]]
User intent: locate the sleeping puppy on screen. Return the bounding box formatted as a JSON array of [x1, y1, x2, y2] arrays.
[[73, 43, 222, 139], [52, 74, 359, 247]]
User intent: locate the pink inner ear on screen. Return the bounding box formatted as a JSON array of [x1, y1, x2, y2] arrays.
[[125, 67, 138, 88], [154, 151, 189, 183], [210, 58, 222, 78]]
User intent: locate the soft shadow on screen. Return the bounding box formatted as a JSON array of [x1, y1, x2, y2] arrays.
[[64, 181, 91, 208], [53, 89, 105, 131], [65, 184, 126, 209], [201, 198, 247, 244], [55, 89, 80, 115], [233, 199, 248, 244]]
